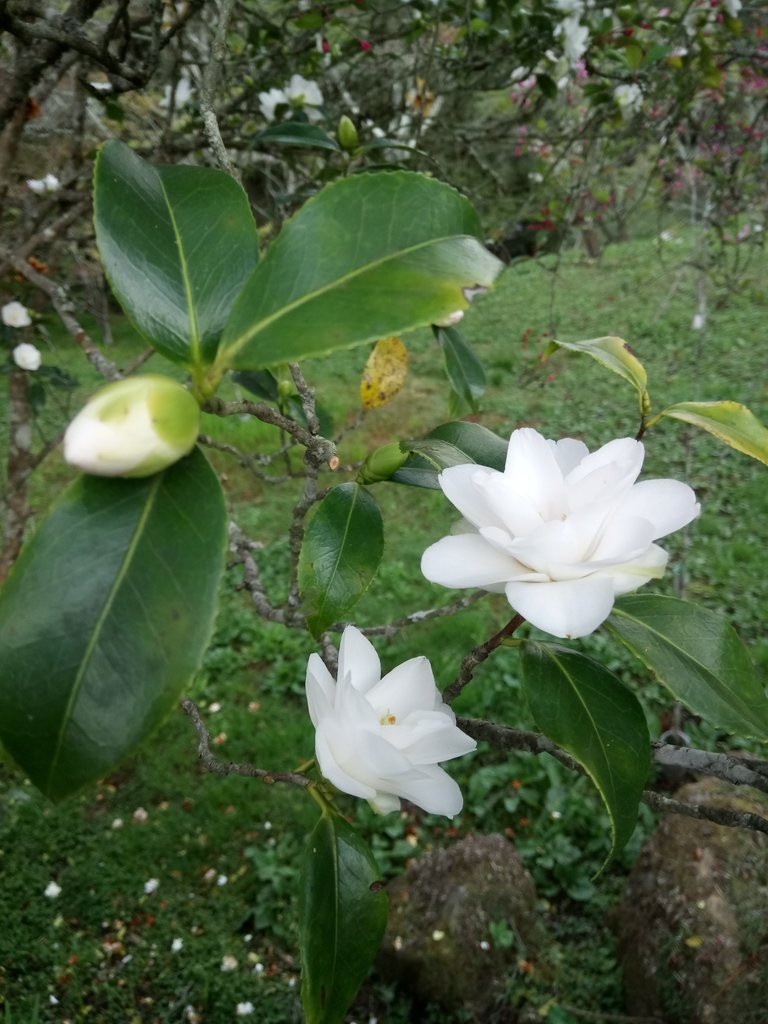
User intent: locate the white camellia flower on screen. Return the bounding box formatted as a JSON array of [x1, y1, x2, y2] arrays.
[[306, 626, 476, 816], [12, 342, 41, 371], [63, 374, 200, 478], [421, 428, 700, 639], [2, 300, 32, 328]]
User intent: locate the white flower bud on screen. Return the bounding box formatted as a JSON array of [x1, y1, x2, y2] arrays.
[[13, 342, 41, 371], [63, 374, 200, 478]]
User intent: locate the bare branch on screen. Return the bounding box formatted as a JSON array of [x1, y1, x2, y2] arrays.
[[198, 0, 241, 180], [204, 397, 337, 466], [181, 699, 310, 788], [444, 615, 525, 703], [0, 248, 122, 381], [459, 718, 768, 836], [358, 592, 487, 637]]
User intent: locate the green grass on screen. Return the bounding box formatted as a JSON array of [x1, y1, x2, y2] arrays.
[[2, 231, 768, 1021]]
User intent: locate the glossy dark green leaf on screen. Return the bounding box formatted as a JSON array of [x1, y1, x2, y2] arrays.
[[537, 73, 558, 98], [609, 595, 768, 738], [219, 171, 503, 369], [299, 483, 384, 637], [232, 369, 279, 402], [94, 140, 259, 367], [521, 641, 650, 861], [653, 400, 768, 465], [256, 122, 341, 151], [0, 448, 227, 798], [300, 811, 388, 1024], [434, 325, 486, 413], [394, 420, 508, 487]]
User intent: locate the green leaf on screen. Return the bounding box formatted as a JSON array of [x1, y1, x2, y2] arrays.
[[536, 73, 558, 98], [300, 811, 388, 1024], [219, 171, 503, 369], [394, 420, 508, 486], [624, 43, 644, 70], [520, 641, 650, 861], [609, 595, 768, 738], [653, 400, 768, 465], [551, 335, 648, 401], [94, 140, 259, 368], [256, 122, 341, 151], [0, 448, 227, 799], [299, 483, 384, 637], [434, 325, 486, 413]]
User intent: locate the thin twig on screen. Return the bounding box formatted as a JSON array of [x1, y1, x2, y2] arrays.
[[358, 592, 486, 637], [181, 699, 309, 787], [444, 614, 525, 703], [459, 718, 768, 836]]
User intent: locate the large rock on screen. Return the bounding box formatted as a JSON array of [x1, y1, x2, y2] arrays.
[[377, 834, 540, 1022], [618, 779, 768, 1023]]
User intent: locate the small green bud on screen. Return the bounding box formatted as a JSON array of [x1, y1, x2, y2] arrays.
[[357, 442, 408, 484], [337, 115, 359, 152]]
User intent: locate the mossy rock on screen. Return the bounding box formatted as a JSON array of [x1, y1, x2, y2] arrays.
[[376, 834, 540, 1022], [618, 778, 768, 1024]]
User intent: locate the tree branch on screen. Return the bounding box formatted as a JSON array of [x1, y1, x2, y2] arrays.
[[444, 614, 524, 703], [181, 699, 310, 787], [459, 718, 768, 836]]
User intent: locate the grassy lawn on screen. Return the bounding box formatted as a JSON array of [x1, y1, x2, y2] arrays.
[[2, 229, 767, 1022]]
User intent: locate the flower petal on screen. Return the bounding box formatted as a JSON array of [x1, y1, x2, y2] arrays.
[[422, 534, 526, 589], [367, 656, 437, 720], [314, 725, 376, 800], [613, 479, 700, 539], [393, 712, 477, 763], [305, 653, 335, 726], [438, 464, 508, 531], [505, 577, 616, 638], [504, 428, 567, 520], [337, 625, 380, 693], [393, 764, 464, 816]]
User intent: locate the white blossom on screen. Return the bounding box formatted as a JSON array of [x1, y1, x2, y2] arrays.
[[171, 938, 184, 952], [63, 375, 200, 478], [555, 15, 589, 64], [258, 87, 286, 122], [284, 74, 323, 108], [236, 1003, 255, 1017], [305, 626, 476, 816], [2, 301, 32, 328], [614, 83, 642, 114], [26, 173, 61, 194], [421, 428, 699, 639], [44, 881, 62, 898], [723, 0, 741, 16], [144, 878, 160, 895], [13, 342, 41, 371], [221, 955, 239, 972]]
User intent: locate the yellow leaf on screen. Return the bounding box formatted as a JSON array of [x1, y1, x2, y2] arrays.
[[360, 336, 408, 410], [685, 935, 704, 948]]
